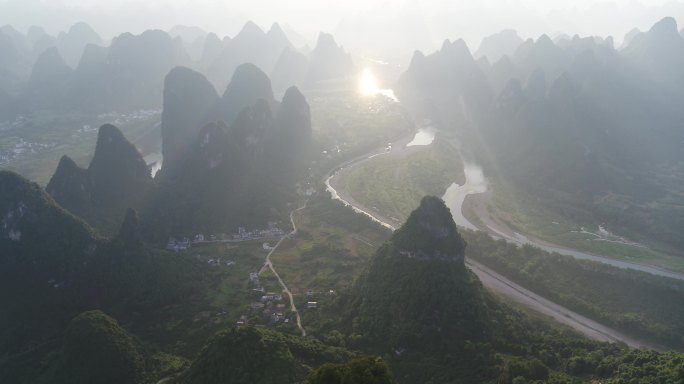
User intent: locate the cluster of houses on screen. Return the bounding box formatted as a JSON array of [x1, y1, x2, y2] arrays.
[[166, 222, 285, 252], [1, 109, 160, 167], [206, 259, 235, 268], [191, 275, 335, 329], [96, 109, 161, 127], [0, 137, 56, 166], [242, 271, 290, 326], [230, 222, 285, 241], [0, 115, 26, 131], [166, 238, 191, 252], [305, 289, 336, 310]]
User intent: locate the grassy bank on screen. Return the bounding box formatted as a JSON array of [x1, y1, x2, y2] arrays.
[[480, 182, 684, 273], [464, 230, 684, 350], [339, 137, 464, 223]]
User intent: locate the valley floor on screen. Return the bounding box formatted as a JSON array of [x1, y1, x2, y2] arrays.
[[324, 126, 678, 350], [463, 189, 684, 278]]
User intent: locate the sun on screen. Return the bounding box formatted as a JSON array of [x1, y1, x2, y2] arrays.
[[359, 68, 379, 96]]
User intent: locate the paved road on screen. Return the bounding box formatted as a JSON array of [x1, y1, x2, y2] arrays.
[[467, 260, 663, 350], [259, 202, 308, 337], [487, 226, 684, 281]]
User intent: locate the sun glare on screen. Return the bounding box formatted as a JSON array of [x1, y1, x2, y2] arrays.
[[359, 68, 379, 96]]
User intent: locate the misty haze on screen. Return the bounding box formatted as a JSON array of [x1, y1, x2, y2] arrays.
[[2, 1, 684, 383]]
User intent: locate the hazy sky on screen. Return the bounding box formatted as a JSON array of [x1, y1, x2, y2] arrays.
[[2, 0, 684, 57]]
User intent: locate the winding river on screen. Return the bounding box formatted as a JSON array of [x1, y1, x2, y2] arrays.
[[325, 127, 684, 281], [323, 123, 674, 349], [442, 163, 487, 230]]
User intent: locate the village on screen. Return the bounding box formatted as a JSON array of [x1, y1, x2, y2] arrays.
[[0, 137, 56, 166], [238, 271, 290, 327], [192, 269, 320, 329], [166, 221, 285, 252], [94, 109, 161, 127], [234, 271, 335, 329], [180, 235, 339, 332]]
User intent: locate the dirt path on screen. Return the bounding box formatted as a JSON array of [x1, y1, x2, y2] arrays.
[[259, 202, 308, 337]]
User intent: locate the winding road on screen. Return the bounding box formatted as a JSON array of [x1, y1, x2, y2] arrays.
[[259, 202, 308, 337], [467, 260, 662, 350], [483, 225, 684, 281], [324, 129, 665, 350]]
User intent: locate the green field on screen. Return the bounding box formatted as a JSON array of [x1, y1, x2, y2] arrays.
[[0, 110, 161, 185], [339, 137, 464, 223], [483, 183, 684, 273], [269, 193, 391, 300]]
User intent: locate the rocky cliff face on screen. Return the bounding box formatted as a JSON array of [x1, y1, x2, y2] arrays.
[[391, 196, 467, 262], [160, 66, 220, 178], [46, 124, 152, 235]]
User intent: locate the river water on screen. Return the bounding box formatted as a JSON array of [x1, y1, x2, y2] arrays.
[[143, 152, 163, 177], [439, 159, 684, 280], [407, 126, 436, 147], [442, 163, 488, 230]]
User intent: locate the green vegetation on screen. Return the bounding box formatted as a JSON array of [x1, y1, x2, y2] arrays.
[[0, 171, 212, 383], [271, 192, 391, 297], [46, 124, 153, 236], [336, 134, 684, 351], [0, 110, 160, 185], [484, 181, 684, 273], [178, 327, 297, 384], [306, 357, 397, 384], [345, 197, 496, 383], [300, 196, 684, 383], [391, 195, 466, 255], [340, 137, 463, 222], [62, 310, 145, 384], [179, 327, 356, 384], [487, 296, 684, 384], [4, 167, 684, 384], [464, 229, 684, 349]]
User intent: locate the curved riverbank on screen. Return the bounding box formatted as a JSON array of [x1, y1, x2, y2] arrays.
[[324, 128, 663, 349], [465, 191, 684, 281]]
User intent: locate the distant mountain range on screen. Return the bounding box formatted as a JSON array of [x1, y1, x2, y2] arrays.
[[397, 16, 684, 251], [0, 21, 356, 119]]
